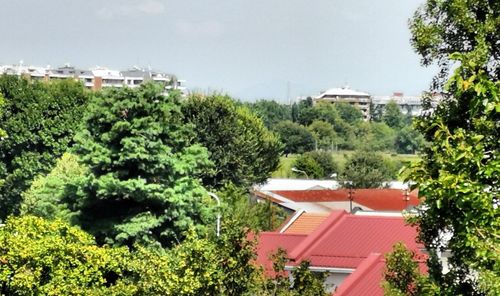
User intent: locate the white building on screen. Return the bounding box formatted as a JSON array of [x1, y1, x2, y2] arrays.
[[372, 92, 424, 116], [0, 62, 185, 94], [314, 86, 371, 120]]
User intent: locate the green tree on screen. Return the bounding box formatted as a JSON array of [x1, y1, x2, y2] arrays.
[[262, 248, 328, 296], [0, 93, 6, 140], [72, 84, 214, 248], [0, 77, 89, 220], [246, 100, 292, 128], [395, 126, 425, 154], [410, 0, 499, 81], [383, 242, 440, 296], [369, 122, 397, 151], [407, 0, 500, 294], [182, 94, 283, 189], [334, 102, 364, 124], [273, 121, 315, 155], [0, 216, 134, 295], [383, 100, 405, 129], [340, 150, 392, 188], [21, 153, 87, 222], [308, 120, 337, 151], [217, 184, 287, 232], [294, 151, 339, 179]]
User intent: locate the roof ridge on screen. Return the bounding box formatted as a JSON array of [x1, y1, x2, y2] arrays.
[[288, 210, 347, 261], [333, 253, 384, 296], [310, 254, 368, 259], [259, 232, 308, 237]]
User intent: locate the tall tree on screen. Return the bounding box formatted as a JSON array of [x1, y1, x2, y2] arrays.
[[273, 120, 315, 155], [21, 153, 86, 222], [341, 151, 392, 188], [383, 100, 405, 129], [407, 0, 499, 294], [293, 151, 339, 179], [395, 126, 425, 154], [72, 84, 213, 248], [246, 100, 292, 128], [334, 102, 364, 124], [0, 77, 89, 219], [308, 120, 337, 151], [183, 94, 282, 189]]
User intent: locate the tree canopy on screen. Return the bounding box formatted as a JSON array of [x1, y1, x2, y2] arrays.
[[71, 84, 214, 248], [403, 0, 500, 294], [340, 151, 392, 189], [0, 77, 90, 220], [182, 94, 282, 189], [273, 120, 315, 155]]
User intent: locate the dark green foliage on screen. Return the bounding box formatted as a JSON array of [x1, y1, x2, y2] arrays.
[[367, 122, 397, 151], [72, 84, 213, 248], [308, 120, 337, 150], [334, 102, 364, 124], [182, 94, 283, 189], [293, 151, 339, 179], [383, 242, 440, 296], [395, 126, 425, 154], [290, 261, 329, 296], [0, 76, 89, 219], [293, 154, 323, 179], [340, 150, 392, 188], [410, 0, 499, 81], [274, 120, 315, 155], [246, 100, 292, 128], [263, 249, 329, 296], [383, 100, 405, 129], [217, 183, 287, 232]]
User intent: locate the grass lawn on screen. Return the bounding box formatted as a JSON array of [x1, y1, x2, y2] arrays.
[[271, 151, 421, 179]]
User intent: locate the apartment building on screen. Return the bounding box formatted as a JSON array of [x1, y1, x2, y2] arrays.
[[0, 62, 186, 94], [313, 86, 371, 120]]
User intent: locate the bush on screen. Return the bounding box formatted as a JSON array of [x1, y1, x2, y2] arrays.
[[293, 151, 339, 179]]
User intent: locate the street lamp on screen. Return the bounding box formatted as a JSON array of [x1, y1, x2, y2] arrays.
[[291, 167, 309, 179], [208, 192, 221, 237]]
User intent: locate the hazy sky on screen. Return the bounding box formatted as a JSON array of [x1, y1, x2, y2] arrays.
[[0, 0, 436, 101]]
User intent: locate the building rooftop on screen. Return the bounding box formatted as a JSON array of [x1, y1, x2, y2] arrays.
[[288, 211, 422, 269], [316, 86, 370, 99], [270, 189, 419, 211], [255, 232, 307, 277], [333, 253, 386, 296], [280, 211, 329, 235]]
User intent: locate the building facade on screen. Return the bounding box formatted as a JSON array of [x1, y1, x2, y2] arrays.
[[313, 86, 371, 120], [0, 62, 186, 94]]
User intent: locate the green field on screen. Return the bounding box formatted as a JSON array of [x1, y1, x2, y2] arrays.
[[271, 151, 421, 179]]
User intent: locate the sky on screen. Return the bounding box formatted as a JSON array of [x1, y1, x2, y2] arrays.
[[0, 0, 436, 102]]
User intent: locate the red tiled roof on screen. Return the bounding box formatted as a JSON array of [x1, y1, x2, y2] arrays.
[[255, 232, 307, 277], [289, 210, 422, 269], [271, 189, 419, 211], [333, 253, 386, 296]]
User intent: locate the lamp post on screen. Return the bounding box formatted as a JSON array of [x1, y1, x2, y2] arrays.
[[291, 167, 309, 179], [208, 192, 221, 237]]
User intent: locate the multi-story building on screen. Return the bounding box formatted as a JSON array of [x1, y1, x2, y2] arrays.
[[313, 86, 371, 120], [372, 92, 423, 116], [0, 62, 186, 94]]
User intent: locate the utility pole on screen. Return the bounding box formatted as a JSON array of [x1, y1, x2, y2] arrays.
[[287, 81, 291, 105]]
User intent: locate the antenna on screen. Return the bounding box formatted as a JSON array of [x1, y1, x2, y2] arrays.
[[287, 81, 291, 105]]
